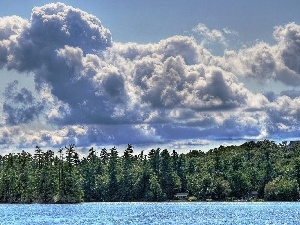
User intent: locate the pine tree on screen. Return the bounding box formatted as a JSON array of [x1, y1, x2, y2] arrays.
[[107, 147, 119, 201]]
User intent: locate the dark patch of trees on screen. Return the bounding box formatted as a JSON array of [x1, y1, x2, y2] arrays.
[[0, 140, 299, 203]]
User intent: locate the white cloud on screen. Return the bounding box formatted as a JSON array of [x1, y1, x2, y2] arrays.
[[274, 22, 300, 74], [1, 3, 300, 151], [193, 23, 227, 45], [224, 42, 277, 80], [168, 139, 211, 150], [221, 22, 300, 86], [0, 16, 29, 69]]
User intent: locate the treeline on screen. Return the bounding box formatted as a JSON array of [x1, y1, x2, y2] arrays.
[[0, 140, 300, 203]]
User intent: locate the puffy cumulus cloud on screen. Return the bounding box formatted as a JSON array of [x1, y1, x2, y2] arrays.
[[42, 45, 135, 125], [138, 56, 187, 109], [0, 16, 28, 40], [0, 16, 29, 68], [274, 22, 300, 74], [105, 36, 255, 112], [97, 35, 257, 125], [265, 94, 300, 137], [0, 123, 164, 152], [107, 36, 212, 65], [6, 2, 111, 72], [158, 36, 202, 65], [0, 2, 120, 127], [2, 80, 44, 125], [247, 88, 300, 140], [0, 3, 120, 126], [0, 125, 88, 150], [2, 2, 300, 152], [224, 42, 277, 81], [273, 22, 300, 85], [139, 60, 250, 111], [222, 22, 300, 86]]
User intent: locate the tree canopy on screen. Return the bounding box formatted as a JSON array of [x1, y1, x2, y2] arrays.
[[0, 140, 299, 203]]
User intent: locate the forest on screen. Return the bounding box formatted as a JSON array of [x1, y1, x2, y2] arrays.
[[0, 140, 300, 203]]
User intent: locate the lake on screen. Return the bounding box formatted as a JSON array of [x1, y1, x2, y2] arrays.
[[0, 202, 299, 224]]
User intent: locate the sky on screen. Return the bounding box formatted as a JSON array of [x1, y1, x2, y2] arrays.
[[0, 1, 300, 154]]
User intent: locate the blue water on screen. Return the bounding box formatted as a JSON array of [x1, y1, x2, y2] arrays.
[[0, 202, 299, 225]]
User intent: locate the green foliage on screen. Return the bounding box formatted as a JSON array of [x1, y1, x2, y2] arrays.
[[107, 147, 119, 201], [229, 171, 250, 198], [0, 140, 299, 203], [211, 178, 231, 200], [146, 173, 166, 201], [264, 177, 299, 201]]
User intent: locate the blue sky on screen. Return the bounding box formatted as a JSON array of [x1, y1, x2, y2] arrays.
[[0, 1, 300, 154], [2, 1, 300, 44]]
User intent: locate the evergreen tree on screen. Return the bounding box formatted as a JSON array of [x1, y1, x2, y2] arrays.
[[146, 173, 166, 201], [134, 157, 151, 201], [119, 144, 135, 201], [148, 148, 160, 174], [0, 140, 299, 203], [107, 147, 119, 201], [81, 147, 103, 202], [57, 145, 83, 203], [16, 151, 34, 203], [33, 149, 58, 203], [160, 149, 181, 199]]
